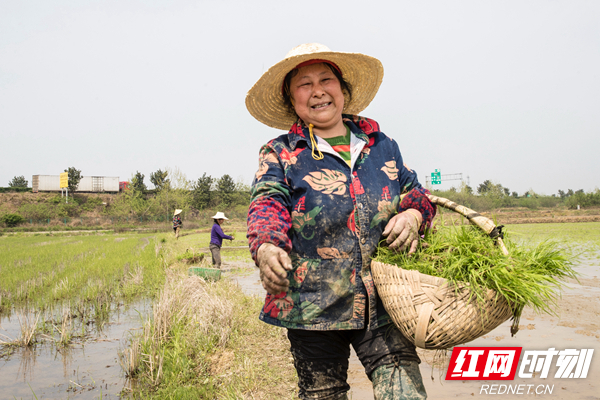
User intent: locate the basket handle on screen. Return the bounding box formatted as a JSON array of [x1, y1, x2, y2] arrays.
[[427, 194, 509, 256]]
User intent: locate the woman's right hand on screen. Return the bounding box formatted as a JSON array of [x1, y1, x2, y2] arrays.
[[257, 243, 292, 295]]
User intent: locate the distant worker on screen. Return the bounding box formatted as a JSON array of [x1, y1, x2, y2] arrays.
[[173, 209, 183, 239], [210, 212, 234, 268]]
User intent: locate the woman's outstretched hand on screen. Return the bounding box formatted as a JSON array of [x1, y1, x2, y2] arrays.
[[382, 209, 423, 254], [257, 243, 293, 295]]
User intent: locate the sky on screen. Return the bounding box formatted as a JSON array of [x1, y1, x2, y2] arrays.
[[1, 0, 599, 195]]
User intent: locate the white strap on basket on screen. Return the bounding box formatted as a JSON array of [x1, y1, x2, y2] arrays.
[[415, 302, 435, 348], [405, 268, 437, 348]]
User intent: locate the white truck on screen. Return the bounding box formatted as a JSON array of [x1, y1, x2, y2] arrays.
[[32, 175, 120, 193]]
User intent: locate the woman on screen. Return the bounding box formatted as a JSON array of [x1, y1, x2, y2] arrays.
[[209, 211, 234, 268], [246, 43, 436, 400], [172, 209, 182, 240]]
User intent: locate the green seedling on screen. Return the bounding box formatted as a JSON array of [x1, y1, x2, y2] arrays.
[[374, 223, 578, 327]]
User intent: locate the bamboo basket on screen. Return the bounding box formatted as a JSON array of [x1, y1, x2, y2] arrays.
[[371, 194, 513, 350]]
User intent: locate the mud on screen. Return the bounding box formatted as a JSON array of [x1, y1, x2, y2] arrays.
[[409, 256, 600, 399], [0, 300, 151, 399], [228, 253, 600, 400]]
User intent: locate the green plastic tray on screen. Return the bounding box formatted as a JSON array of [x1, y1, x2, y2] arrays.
[[188, 267, 221, 281]]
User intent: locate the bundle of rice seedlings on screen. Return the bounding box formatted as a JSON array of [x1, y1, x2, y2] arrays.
[[374, 223, 577, 333]]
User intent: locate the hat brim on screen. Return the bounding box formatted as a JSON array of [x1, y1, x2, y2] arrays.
[[246, 51, 383, 131]]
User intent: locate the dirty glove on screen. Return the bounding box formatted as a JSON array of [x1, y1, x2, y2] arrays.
[[257, 242, 293, 295], [382, 209, 423, 254]]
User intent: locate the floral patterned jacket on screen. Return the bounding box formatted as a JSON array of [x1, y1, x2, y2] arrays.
[[247, 115, 436, 331], [173, 215, 182, 229]]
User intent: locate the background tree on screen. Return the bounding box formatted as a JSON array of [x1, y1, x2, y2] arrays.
[[150, 167, 191, 216], [167, 166, 190, 190], [477, 180, 510, 198], [150, 169, 169, 191], [477, 180, 494, 195], [131, 171, 147, 193], [459, 182, 473, 195], [564, 189, 594, 209], [232, 176, 251, 206], [8, 175, 28, 188], [216, 174, 236, 207], [191, 173, 213, 210], [65, 167, 82, 194], [118, 167, 192, 218]]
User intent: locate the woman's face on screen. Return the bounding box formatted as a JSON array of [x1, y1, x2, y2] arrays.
[[289, 63, 345, 130], [217, 218, 224, 225]]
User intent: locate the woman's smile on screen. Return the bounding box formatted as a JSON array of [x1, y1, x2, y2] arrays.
[[311, 101, 332, 110]]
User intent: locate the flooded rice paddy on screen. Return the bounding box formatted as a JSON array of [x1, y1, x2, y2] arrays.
[[0, 232, 165, 399], [1, 300, 151, 399], [1, 222, 599, 399]]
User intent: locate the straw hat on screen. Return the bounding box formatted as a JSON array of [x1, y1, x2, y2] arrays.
[[246, 43, 384, 130], [211, 212, 228, 220], [174, 209, 182, 216]]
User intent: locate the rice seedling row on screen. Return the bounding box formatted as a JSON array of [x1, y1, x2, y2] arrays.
[[0, 233, 166, 310], [0, 232, 169, 349]]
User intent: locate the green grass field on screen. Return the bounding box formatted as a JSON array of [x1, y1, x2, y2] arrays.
[[0, 224, 251, 314], [0, 232, 168, 314], [505, 222, 600, 260], [506, 221, 600, 243]]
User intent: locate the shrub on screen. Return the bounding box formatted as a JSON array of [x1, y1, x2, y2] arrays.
[[0, 187, 32, 193], [48, 195, 63, 204], [19, 203, 56, 220], [431, 190, 498, 211], [537, 196, 561, 208], [58, 203, 80, 217], [233, 204, 249, 217], [2, 213, 25, 227], [81, 196, 103, 212], [519, 197, 540, 210]]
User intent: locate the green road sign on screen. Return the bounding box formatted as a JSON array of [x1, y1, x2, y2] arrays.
[[431, 169, 441, 185]]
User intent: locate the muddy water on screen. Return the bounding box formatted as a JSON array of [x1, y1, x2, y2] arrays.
[[0, 300, 151, 399], [419, 315, 600, 399], [226, 253, 600, 400], [419, 255, 600, 399]]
